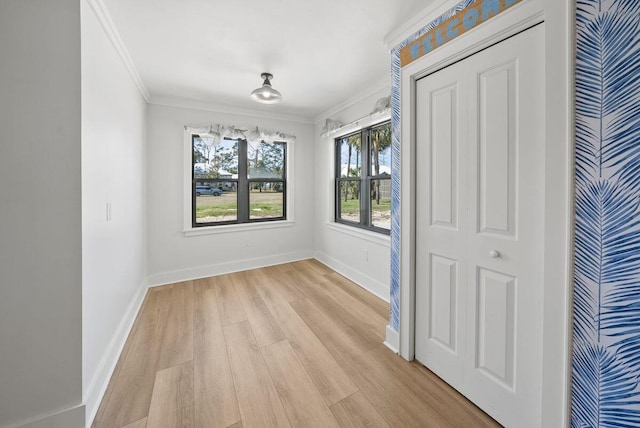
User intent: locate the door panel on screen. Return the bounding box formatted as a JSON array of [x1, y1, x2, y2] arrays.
[[416, 64, 468, 392], [415, 24, 545, 428], [429, 254, 458, 352], [431, 85, 458, 228], [478, 62, 517, 237], [476, 267, 516, 388]]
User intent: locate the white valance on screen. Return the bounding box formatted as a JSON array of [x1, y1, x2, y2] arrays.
[[185, 124, 296, 145], [320, 95, 391, 137]]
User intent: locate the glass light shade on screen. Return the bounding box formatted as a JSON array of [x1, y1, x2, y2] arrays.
[[250, 73, 282, 104]]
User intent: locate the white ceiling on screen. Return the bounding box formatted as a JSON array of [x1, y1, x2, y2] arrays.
[[102, 0, 435, 121]]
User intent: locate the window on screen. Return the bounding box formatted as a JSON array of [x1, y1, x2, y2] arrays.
[[192, 135, 286, 227], [335, 121, 391, 234]]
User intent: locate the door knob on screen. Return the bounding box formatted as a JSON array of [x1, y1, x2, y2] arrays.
[[489, 250, 501, 258]]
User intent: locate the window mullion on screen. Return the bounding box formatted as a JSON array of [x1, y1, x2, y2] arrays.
[[238, 139, 249, 223], [192, 180, 197, 227], [361, 129, 370, 227], [335, 139, 341, 223], [191, 135, 197, 227]]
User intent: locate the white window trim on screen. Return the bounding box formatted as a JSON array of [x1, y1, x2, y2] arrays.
[[184, 220, 296, 237], [183, 129, 295, 236], [326, 221, 390, 247]]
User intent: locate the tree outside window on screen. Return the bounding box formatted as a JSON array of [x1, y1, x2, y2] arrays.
[[335, 121, 391, 233], [192, 135, 286, 227]]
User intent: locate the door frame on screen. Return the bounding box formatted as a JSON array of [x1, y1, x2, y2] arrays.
[[396, 1, 574, 426]]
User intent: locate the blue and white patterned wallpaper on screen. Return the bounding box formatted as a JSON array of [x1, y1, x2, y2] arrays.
[[389, 0, 473, 332], [390, 0, 640, 424], [572, 0, 640, 426]]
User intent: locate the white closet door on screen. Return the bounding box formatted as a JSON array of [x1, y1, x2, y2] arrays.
[[415, 24, 545, 428]]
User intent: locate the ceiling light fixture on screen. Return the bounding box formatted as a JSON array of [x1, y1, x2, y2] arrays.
[[250, 72, 282, 104]]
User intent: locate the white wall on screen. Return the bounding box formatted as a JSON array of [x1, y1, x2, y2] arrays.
[[81, 0, 148, 424], [146, 104, 315, 285], [0, 1, 84, 427], [313, 86, 392, 302]]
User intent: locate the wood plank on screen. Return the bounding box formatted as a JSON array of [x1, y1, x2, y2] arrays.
[[121, 417, 147, 428], [215, 275, 247, 326], [295, 259, 333, 276], [292, 264, 389, 332], [223, 321, 290, 428], [291, 298, 445, 427], [92, 292, 151, 428], [93, 287, 174, 427], [313, 275, 387, 336], [264, 263, 296, 274], [288, 272, 382, 352], [157, 282, 194, 370], [248, 267, 304, 303], [366, 346, 501, 428], [261, 340, 339, 428], [146, 362, 194, 428], [329, 391, 389, 428], [324, 271, 390, 320], [231, 272, 284, 347], [246, 271, 289, 308], [193, 278, 241, 428], [95, 262, 499, 428], [257, 294, 357, 406]]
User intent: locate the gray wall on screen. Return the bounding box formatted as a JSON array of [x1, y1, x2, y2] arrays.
[[0, 0, 83, 426]]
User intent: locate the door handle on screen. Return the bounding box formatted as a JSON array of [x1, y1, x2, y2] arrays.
[[489, 250, 501, 259]]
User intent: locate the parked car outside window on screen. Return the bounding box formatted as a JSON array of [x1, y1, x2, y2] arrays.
[[195, 186, 222, 196]]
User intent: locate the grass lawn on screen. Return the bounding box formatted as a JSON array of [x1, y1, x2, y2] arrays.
[[195, 192, 390, 228], [339, 197, 391, 229], [340, 197, 391, 214], [195, 191, 284, 223]]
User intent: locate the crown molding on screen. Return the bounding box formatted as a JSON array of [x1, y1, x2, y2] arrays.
[[85, 0, 151, 102], [383, 0, 461, 50], [149, 95, 315, 125], [313, 77, 390, 124]]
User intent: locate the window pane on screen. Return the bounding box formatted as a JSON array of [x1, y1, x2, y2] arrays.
[[249, 182, 284, 219], [338, 180, 360, 223], [370, 178, 391, 230], [247, 141, 285, 179], [193, 136, 239, 179], [338, 134, 362, 177], [370, 122, 392, 177], [195, 182, 237, 224]]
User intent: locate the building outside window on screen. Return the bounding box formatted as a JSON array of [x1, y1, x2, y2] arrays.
[[335, 121, 391, 234], [192, 135, 286, 227]]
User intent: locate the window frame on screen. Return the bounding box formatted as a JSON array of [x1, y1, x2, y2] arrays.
[[184, 131, 293, 235], [334, 120, 391, 235]]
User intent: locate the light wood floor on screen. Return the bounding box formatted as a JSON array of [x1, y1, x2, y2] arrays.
[[92, 259, 500, 428]]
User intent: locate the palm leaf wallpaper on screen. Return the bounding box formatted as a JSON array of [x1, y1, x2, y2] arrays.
[[573, 0, 640, 426], [389, 0, 640, 424], [389, 0, 475, 332]]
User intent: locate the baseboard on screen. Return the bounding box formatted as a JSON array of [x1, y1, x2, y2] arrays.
[[84, 279, 148, 427], [384, 324, 400, 354], [6, 404, 85, 428], [147, 250, 315, 287], [314, 250, 390, 303]]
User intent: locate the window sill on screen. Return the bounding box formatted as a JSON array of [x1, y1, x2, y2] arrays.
[[184, 220, 295, 237], [326, 222, 391, 246]]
